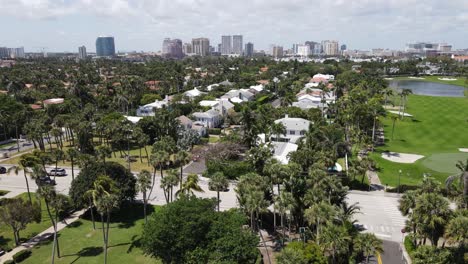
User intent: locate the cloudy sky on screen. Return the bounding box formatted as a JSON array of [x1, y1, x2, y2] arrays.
[[1, 0, 467, 53]]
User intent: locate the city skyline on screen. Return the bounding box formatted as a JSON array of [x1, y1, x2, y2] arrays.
[[0, 0, 467, 52]]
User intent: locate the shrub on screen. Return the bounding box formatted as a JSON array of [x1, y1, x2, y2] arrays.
[[12, 249, 31, 263], [404, 235, 416, 255], [208, 128, 222, 135], [200, 138, 209, 145], [206, 160, 253, 180], [4, 259, 14, 264]]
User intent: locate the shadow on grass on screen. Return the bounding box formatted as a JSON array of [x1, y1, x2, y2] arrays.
[[66, 246, 104, 264], [67, 220, 83, 228], [80, 202, 155, 227], [0, 236, 12, 249]]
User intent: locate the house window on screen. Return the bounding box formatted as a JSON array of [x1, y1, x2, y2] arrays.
[[289, 130, 295, 135], [300, 131, 305, 135]]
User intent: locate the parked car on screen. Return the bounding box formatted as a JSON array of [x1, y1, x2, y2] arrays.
[[36, 176, 56, 186], [0, 166, 6, 174], [48, 168, 66, 176]]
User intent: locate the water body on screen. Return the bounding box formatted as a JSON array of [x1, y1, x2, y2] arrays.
[[389, 80, 466, 97]]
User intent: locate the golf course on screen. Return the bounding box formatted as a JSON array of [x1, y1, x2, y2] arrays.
[[373, 77, 468, 187]]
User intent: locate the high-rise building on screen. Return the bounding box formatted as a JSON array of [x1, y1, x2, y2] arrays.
[[182, 43, 193, 54], [96, 36, 116, 57], [232, 35, 243, 55], [217, 43, 222, 53], [297, 45, 311, 57], [322, 40, 339, 56], [340, 44, 347, 51], [0, 47, 8, 58], [162, 38, 171, 54], [161, 38, 183, 58], [245, 42, 254, 57], [272, 46, 284, 58], [9, 47, 25, 58], [192, 38, 210, 56], [78, 46, 87, 59], [292, 44, 300, 55], [221, 35, 232, 55]]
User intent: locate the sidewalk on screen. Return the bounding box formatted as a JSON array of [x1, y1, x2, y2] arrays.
[[0, 209, 86, 263]]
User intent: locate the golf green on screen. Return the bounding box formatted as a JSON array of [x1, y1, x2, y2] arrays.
[[422, 153, 468, 174]]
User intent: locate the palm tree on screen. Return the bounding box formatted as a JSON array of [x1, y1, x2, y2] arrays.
[[175, 150, 191, 189], [51, 149, 64, 180], [86, 176, 119, 264], [37, 185, 61, 263], [390, 115, 398, 140], [8, 153, 41, 204], [275, 190, 294, 245], [413, 193, 451, 246], [66, 148, 79, 181], [444, 215, 468, 249], [161, 170, 178, 203], [95, 145, 112, 165], [176, 173, 204, 197], [305, 201, 338, 245], [270, 122, 286, 142], [445, 159, 468, 208], [209, 172, 229, 211], [353, 233, 383, 263], [136, 170, 152, 223], [148, 151, 169, 200], [400, 88, 412, 119], [319, 224, 351, 264]]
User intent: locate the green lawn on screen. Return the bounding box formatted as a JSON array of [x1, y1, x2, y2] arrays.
[[0, 193, 57, 250], [20, 203, 160, 264], [374, 94, 468, 186]]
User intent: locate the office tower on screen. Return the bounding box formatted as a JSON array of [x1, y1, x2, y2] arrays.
[[272, 46, 284, 58], [340, 44, 347, 51], [232, 35, 243, 54], [292, 44, 300, 55], [96, 36, 116, 57], [245, 42, 254, 57], [0, 47, 8, 58], [221, 35, 232, 54], [9, 47, 25, 58], [217, 43, 222, 53], [78, 46, 87, 59], [182, 43, 193, 54], [162, 38, 171, 54], [162, 38, 183, 58], [192, 38, 210, 56], [321, 40, 339, 56], [297, 45, 311, 57]]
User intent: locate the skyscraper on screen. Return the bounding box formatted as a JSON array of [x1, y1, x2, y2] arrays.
[[0, 47, 8, 58], [232, 35, 243, 55], [162, 38, 171, 54], [78, 46, 87, 59], [192, 38, 210, 56], [297, 45, 311, 57], [221, 35, 232, 55], [272, 46, 283, 58], [182, 43, 193, 54], [245, 42, 254, 57], [341, 44, 347, 51], [96, 36, 116, 57], [162, 38, 183, 58], [322, 40, 339, 56]]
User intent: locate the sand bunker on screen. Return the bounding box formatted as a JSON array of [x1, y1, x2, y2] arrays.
[[459, 148, 468, 153], [388, 110, 413, 117], [381, 152, 424, 163]]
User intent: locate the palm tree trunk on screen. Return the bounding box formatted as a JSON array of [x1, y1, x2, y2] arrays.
[[54, 213, 60, 258], [258, 220, 272, 264], [180, 166, 183, 189], [144, 147, 149, 165], [217, 191, 220, 212], [15, 124, 20, 152], [139, 147, 143, 163], [143, 193, 147, 224], [463, 172, 468, 200], [101, 214, 107, 264], [45, 201, 57, 263], [70, 158, 75, 181], [24, 174, 32, 205], [105, 212, 110, 264]]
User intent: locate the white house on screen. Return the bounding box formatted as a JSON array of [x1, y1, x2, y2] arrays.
[[313, 73, 335, 80], [273, 115, 311, 143], [124, 116, 143, 124], [292, 88, 336, 110], [199, 99, 235, 116], [177, 115, 207, 136], [192, 109, 222, 128], [184, 87, 205, 99], [221, 89, 255, 102], [136, 98, 168, 116]]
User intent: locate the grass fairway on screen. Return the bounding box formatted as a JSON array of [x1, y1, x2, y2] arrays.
[[0, 193, 58, 250], [375, 94, 468, 186], [21, 203, 160, 264]]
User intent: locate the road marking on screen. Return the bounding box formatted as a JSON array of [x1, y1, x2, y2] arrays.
[[377, 252, 383, 264]]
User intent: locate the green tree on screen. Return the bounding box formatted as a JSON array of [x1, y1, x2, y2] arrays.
[[412, 246, 451, 264], [8, 153, 41, 204], [208, 172, 229, 211], [136, 170, 152, 223], [277, 242, 327, 264], [305, 201, 338, 245], [0, 198, 41, 246], [175, 150, 191, 189], [66, 148, 79, 181], [177, 173, 204, 197], [446, 159, 468, 208], [319, 224, 351, 264], [353, 233, 383, 263], [444, 215, 468, 249]]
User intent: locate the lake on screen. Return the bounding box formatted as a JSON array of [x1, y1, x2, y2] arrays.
[[389, 80, 466, 97]]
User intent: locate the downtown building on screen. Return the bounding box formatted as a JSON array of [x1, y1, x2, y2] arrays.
[[182, 43, 193, 55], [78, 46, 87, 59], [245, 42, 254, 57], [96, 36, 116, 57], [192, 38, 210, 56], [232, 35, 243, 55], [161, 38, 183, 58], [272, 45, 284, 58], [297, 45, 311, 57], [221, 35, 232, 55], [321, 40, 340, 56], [0, 47, 25, 59]]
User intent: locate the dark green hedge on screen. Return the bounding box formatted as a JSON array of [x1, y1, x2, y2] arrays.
[[12, 250, 31, 263], [206, 160, 253, 180]]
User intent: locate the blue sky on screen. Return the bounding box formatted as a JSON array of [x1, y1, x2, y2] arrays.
[[0, 0, 467, 53]]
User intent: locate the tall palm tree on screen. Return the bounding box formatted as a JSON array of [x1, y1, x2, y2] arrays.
[[8, 153, 41, 204], [270, 122, 286, 142], [37, 185, 61, 263], [400, 88, 412, 119], [353, 233, 383, 263], [161, 170, 178, 203], [136, 170, 152, 223], [66, 148, 79, 181], [95, 145, 112, 165], [275, 190, 294, 245], [305, 201, 338, 244], [175, 150, 191, 189], [51, 149, 64, 180], [148, 151, 169, 200], [413, 193, 451, 246], [209, 172, 229, 212], [445, 159, 468, 208], [319, 224, 351, 264], [176, 173, 204, 197]]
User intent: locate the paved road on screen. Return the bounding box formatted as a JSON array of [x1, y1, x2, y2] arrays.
[[0, 163, 239, 210]]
